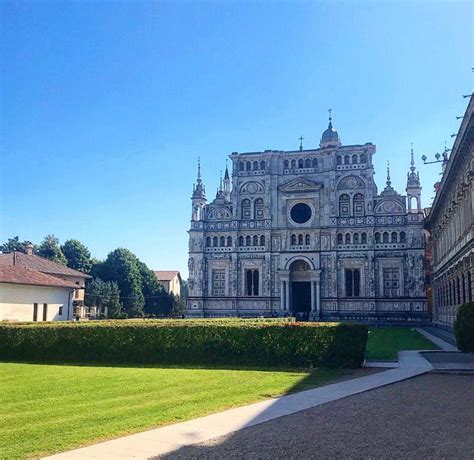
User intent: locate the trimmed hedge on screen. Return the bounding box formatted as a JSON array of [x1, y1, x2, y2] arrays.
[[454, 302, 474, 352], [0, 320, 368, 368]]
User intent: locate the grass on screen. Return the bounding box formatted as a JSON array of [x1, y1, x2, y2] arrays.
[[366, 327, 440, 360], [0, 362, 345, 459]]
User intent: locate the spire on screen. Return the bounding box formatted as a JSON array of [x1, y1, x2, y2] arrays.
[[224, 162, 229, 180], [320, 108, 341, 148], [219, 171, 223, 192], [407, 143, 421, 187], [223, 160, 231, 200], [299, 135, 304, 151], [192, 157, 206, 200], [386, 161, 391, 187]]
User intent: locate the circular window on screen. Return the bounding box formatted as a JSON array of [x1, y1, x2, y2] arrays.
[[290, 203, 312, 224]]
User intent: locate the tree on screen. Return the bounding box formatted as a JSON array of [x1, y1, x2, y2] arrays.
[[61, 239, 92, 273], [36, 235, 67, 265], [84, 278, 123, 318], [0, 236, 32, 254], [92, 248, 145, 317]]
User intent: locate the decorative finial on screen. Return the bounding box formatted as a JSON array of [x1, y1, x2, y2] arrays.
[[328, 108, 333, 128], [197, 157, 201, 181], [410, 143, 415, 171], [299, 135, 304, 151], [386, 161, 391, 187], [219, 170, 223, 191]]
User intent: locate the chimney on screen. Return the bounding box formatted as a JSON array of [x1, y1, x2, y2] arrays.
[[26, 243, 34, 255]]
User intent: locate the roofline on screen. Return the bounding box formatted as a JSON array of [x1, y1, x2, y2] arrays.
[[0, 280, 79, 289], [229, 143, 376, 157]]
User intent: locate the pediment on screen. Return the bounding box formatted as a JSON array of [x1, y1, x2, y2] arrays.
[[374, 199, 405, 215], [206, 205, 233, 220], [278, 177, 322, 193]]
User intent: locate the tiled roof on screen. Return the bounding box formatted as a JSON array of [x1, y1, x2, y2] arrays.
[[154, 271, 181, 282], [0, 252, 91, 279], [0, 265, 79, 289]]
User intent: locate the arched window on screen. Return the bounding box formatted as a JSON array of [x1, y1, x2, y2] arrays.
[[345, 233, 351, 244], [400, 231, 406, 243], [305, 158, 311, 168], [298, 159, 304, 169], [284, 160, 289, 169], [206, 237, 211, 247], [260, 235, 265, 246], [246, 235, 251, 246], [253, 235, 259, 246], [291, 234, 297, 245], [260, 160, 265, 170], [213, 236, 218, 247], [353, 193, 365, 216], [391, 232, 398, 243], [291, 159, 296, 169], [254, 198, 264, 219], [344, 155, 350, 165], [375, 232, 381, 244], [220, 236, 225, 247], [241, 199, 251, 219], [227, 236, 232, 247], [245, 269, 259, 296], [305, 234, 310, 245], [239, 162, 244, 171], [353, 233, 360, 244], [246, 161, 251, 171], [253, 161, 259, 170], [337, 233, 343, 244], [312, 158, 318, 168], [339, 194, 351, 217], [352, 154, 358, 164], [360, 153, 367, 163], [361, 233, 367, 244], [239, 236, 244, 246], [298, 234, 303, 245], [336, 156, 342, 165], [345, 268, 361, 297], [383, 232, 389, 243]]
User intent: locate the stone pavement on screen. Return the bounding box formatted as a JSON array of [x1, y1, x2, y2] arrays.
[[418, 327, 458, 351], [44, 351, 435, 459]]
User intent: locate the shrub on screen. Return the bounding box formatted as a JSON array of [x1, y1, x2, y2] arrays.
[[454, 302, 474, 352], [0, 320, 368, 368]]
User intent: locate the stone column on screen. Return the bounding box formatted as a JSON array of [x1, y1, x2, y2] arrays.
[[311, 281, 316, 312], [316, 280, 321, 314], [280, 281, 285, 311]]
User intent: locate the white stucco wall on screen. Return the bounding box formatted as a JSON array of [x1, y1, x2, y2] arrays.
[[0, 283, 74, 322]]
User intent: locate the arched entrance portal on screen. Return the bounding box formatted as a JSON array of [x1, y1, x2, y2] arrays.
[[289, 259, 311, 321]]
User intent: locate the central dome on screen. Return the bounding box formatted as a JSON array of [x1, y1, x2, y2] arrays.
[[320, 113, 341, 148]]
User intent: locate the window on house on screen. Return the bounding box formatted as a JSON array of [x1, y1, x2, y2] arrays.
[[59, 306, 63, 316], [361, 233, 367, 244], [337, 233, 343, 244], [212, 270, 226, 296], [291, 159, 296, 169], [312, 158, 318, 168], [253, 161, 259, 170], [375, 232, 381, 244], [246, 235, 251, 246], [298, 234, 303, 245], [344, 155, 350, 165], [33, 303, 38, 322], [42, 303, 48, 321], [305, 158, 311, 168], [220, 236, 225, 247], [391, 232, 398, 243], [305, 234, 310, 245], [353, 193, 365, 216], [353, 233, 359, 244], [352, 154, 358, 164], [345, 269, 361, 297], [383, 232, 389, 243], [345, 233, 351, 244], [253, 235, 259, 246], [383, 268, 400, 297], [245, 269, 259, 296], [339, 194, 351, 217], [227, 236, 232, 247], [246, 162, 251, 171], [239, 236, 244, 246], [206, 237, 211, 247], [213, 236, 218, 247], [241, 199, 251, 219], [260, 160, 265, 170], [298, 159, 303, 168], [400, 231, 406, 243], [291, 234, 297, 245], [254, 198, 264, 219], [260, 235, 265, 246]]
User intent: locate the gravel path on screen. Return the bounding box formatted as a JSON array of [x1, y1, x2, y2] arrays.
[[165, 374, 474, 459]]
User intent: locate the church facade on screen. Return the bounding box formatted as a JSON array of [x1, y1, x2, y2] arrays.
[[187, 116, 428, 323]]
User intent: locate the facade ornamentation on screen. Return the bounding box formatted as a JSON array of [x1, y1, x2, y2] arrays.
[[187, 114, 428, 323]]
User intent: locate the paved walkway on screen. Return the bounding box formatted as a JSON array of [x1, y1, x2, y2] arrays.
[[45, 351, 435, 459], [418, 327, 458, 351]]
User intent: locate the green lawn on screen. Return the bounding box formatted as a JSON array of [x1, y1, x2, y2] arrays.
[[366, 327, 439, 360], [0, 362, 343, 459]]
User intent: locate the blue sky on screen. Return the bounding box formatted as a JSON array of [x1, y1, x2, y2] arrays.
[[1, 0, 472, 278]]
